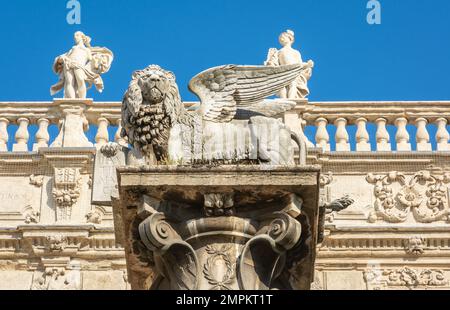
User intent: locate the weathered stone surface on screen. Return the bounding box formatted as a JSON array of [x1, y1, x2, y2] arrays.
[[92, 144, 127, 205], [326, 271, 366, 290], [114, 165, 321, 290], [0, 271, 34, 290], [82, 271, 128, 290], [121, 65, 308, 165]]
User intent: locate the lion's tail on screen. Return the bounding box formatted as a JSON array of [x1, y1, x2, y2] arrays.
[[290, 131, 307, 166]]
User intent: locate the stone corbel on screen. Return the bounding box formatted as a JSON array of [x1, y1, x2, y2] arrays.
[[115, 166, 321, 290]]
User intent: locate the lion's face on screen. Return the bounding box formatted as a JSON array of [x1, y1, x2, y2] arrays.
[[138, 69, 172, 104]]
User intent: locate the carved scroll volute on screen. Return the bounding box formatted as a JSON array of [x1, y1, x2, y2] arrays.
[[239, 212, 302, 290], [139, 213, 199, 290]]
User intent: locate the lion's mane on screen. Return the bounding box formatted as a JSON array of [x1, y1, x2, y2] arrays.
[[121, 65, 191, 161]]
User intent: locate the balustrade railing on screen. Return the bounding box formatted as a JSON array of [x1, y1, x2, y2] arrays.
[[0, 100, 449, 153], [297, 101, 450, 152]]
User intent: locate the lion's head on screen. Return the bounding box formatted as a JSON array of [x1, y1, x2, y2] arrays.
[[121, 65, 188, 162], [135, 65, 176, 104]]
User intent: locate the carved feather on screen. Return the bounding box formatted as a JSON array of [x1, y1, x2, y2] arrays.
[[188, 64, 303, 123]]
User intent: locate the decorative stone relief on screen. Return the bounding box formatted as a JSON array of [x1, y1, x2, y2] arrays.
[[52, 168, 82, 221], [22, 205, 40, 224], [319, 172, 334, 187], [203, 244, 236, 290], [364, 267, 448, 290], [92, 143, 127, 206], [203, 193, 234, 217], [86, 206, 107, 224], [100, 142, 122, 158], [367, 171, 450, 223], [128, 187, 310, 290], [32, 267, 81, 290], [29, 175, 44, 187], [318, 195, 354, 243], [403, 236, 426, 256], [46, 235, 68, 252]]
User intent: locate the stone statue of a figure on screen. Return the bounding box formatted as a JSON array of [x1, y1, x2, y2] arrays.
[[265, 30, 314, 99], [50, 31, 114, 99]]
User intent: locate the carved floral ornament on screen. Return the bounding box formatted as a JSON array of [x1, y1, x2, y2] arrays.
[[52, 168, 82, 221], [366, 171, 450, 223], [364, 267, 448, 289]]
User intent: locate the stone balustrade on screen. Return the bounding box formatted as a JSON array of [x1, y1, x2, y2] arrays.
[[1, 100, 450, 153], [0, 100, 123, 151], [295, 101, 450, 152]]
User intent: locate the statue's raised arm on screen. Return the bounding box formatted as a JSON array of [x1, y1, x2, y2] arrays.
[[50, 31, 114, 99]]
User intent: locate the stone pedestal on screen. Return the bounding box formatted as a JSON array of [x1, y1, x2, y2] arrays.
[[113, 165, 320, 290], [51, 99, 93, 148]]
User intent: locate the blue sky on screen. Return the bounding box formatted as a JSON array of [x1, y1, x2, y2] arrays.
[[0, 0, 449, 102]]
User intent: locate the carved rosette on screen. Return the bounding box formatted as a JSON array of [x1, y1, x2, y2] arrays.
[[367, 171, 450, 223], [133, 192, 306, 290], [52, 168, 82, 221]]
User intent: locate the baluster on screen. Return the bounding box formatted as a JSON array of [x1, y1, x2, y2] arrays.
[[435, 118, 450, 151], [334, 118, 350, 151], [315, 118, 330, 151], [115, 119, 127, 146], [33, 118, 50, 151], [95, 117, 110, 148], [13, 118, 30, 152], [415, 118, 431, 151], [0, 118, 9, 152], [395, 117, 411, 151], [356, 117, 371, 152], [375, 118, 391, 151]]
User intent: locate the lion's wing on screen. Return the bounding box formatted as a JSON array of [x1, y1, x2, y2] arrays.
[[188, 64, 303, 123]]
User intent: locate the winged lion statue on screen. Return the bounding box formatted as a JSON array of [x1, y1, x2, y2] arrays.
[[120, 63, 309, 166]]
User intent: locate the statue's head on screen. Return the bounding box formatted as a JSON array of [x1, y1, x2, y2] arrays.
[[279, 30, 295, 46], [133, 65, 176, 104], [74, 31, 91, 47]]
